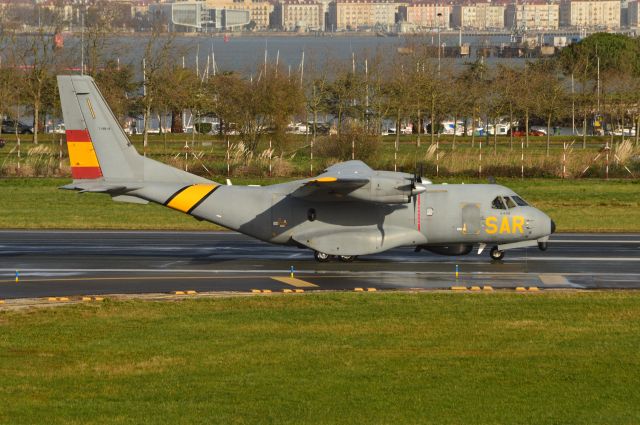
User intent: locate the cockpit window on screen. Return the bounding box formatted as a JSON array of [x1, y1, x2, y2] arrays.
[[512, 196, 529, 206], [491, 196, 506, 209], [504, 197, 517, 209]]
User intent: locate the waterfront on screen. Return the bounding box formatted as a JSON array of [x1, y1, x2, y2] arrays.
[[56, 32, 580, 75]]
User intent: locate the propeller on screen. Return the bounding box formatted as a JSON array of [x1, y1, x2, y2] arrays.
[[411, 163, 426, 221], [414, 163, 424, 185]]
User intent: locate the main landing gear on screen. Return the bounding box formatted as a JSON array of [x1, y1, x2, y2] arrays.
[[489, 246, 505, 261], [314, 251, 356, 263]]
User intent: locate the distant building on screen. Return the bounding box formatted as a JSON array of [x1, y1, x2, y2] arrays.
[[398, 3, 451, 29], [559, 0, 621, 28], [150, 2, 250, 31], [327, 0, 398, 31], [505, 2, 560, 30], [204, 0, 274, 30], [628, 0, 640, 25], [451, 3, 505, 29], [272, 0, 323, 31]]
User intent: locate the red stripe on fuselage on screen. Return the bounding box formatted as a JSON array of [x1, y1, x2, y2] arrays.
[[417, 194, 421, 231], [65, 129, 91, 142]]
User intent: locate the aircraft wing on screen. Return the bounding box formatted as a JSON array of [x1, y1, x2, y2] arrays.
[[291, 160, 418, 204], [291, 160, 372, 200], [322, 160, 374, 177]]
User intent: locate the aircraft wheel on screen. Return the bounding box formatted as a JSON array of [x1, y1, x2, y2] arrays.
[[339, 255, 356, 262], [314, 251, 331, 263], [490, 246, 504, 260]]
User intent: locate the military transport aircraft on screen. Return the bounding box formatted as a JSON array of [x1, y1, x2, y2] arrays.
[[58, 75, 555, 262]]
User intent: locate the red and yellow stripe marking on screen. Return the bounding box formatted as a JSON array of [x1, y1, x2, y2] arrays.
[[165, 184, 219, 214], [66, 129, 102, 179]]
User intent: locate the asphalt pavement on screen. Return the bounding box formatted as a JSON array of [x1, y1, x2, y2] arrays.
[[0, 231, 639, 299]]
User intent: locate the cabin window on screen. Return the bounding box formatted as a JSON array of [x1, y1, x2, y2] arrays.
[[307, 208, 316, 221], [491, 196, 506, 210], [504, 197, 517, 209], [512, 196, 529, 206]]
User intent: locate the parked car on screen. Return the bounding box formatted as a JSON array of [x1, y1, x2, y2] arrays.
[[1, 119, 33, 134], [508, 127, 545, 137]]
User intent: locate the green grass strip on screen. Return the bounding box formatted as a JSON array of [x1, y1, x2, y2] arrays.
[[1, 292, 639, 424]]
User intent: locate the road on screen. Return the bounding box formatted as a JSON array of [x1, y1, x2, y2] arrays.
[[0, 231, 639, 299]]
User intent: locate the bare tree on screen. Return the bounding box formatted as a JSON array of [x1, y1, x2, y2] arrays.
[[139, 26, 175, 153], [531, 62, 569, 155], [9, 28, 60, 144]]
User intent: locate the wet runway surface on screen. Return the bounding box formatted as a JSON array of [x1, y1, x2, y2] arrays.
[[1, 231, 639, 299]]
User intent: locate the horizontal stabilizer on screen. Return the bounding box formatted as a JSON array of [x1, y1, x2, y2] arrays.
[[112, 195, 149, 205], [60, 182, 139, 193]]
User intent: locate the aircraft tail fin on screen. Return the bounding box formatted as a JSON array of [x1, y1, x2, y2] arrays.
[[57, 75, 210, 186]]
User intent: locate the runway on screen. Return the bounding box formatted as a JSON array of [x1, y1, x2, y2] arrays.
[[1, 231, 639, 299]]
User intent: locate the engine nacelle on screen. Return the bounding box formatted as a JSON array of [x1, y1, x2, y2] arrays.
[[421, 244, 474, 256], [347, 175, 426, 204]]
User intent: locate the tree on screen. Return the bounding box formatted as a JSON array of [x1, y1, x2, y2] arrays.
[[323, 68, 366, 137], [207, 65, 305, 154], [558, 35, 604, 148], [207, 72, 246, 139], [494, 65, 521, 149], [559, 33, 640, 79], [530, 62, 569, 155], [383, 59, 414, 150], [457, 59, 488, 147], [158, 66, 201, 136], [94, 61, 136, 124], [10, 28, 60, 144], [139, 28, 175, 153], [0, 68, 17, 129], [514, 62, 538, 147]]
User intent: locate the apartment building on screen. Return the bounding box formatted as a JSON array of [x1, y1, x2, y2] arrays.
[[559, 0, 621, 28], [629, 0, 640, 25], [398, 3, 451, 28], [505, 2, 560, 30], [327, 0, 398, 30], [205, 0, 274, 29], [451, 3, 505, 29], [272, 0, 323, 30]]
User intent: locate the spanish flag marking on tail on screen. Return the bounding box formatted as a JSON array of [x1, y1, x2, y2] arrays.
[[66, 129, 103, 179], [165, 184, 219, 214]]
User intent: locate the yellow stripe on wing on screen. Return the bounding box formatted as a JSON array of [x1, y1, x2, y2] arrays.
[[308, 177, 337, 183], [166, 184, 218, 213]]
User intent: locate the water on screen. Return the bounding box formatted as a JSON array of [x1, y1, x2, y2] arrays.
[[59, 33, 548, 76]]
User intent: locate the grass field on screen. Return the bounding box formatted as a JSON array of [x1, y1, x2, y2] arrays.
[[1, 133, 638, 179], [1, 292, 639, 424], [1, 177, 639, 232]]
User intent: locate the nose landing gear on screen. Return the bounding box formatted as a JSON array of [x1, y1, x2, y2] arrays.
[[489, 246, 504, 260]]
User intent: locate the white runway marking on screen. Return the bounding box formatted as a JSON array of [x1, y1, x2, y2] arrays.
[[514, 256, 640, 262], [550, 240, 640, 244], [1, 268, 638, 277]]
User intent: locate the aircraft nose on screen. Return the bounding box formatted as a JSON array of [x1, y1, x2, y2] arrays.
[[550, 219, 556, 234]]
